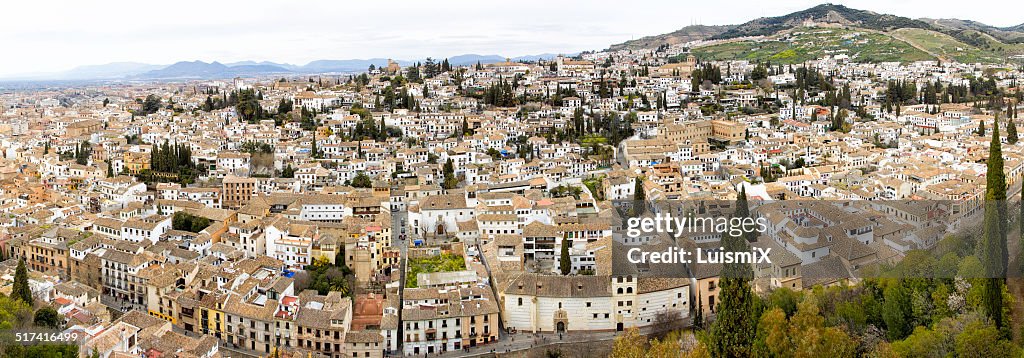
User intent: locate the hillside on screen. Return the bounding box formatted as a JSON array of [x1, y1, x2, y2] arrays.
[[608, 25, 734, 51], [615, 4, 1022, 64], [712, 4, 935, 40], [137, 61, 291, 79], [692, 27, 933, 64], [922, 18, 1024, 44], [892, 28, 1015, 63]]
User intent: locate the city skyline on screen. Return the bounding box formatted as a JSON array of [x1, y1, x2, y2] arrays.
[[3, 0, 1023, 78]]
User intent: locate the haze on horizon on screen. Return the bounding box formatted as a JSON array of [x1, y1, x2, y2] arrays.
[[3, 0, 1020, 78]]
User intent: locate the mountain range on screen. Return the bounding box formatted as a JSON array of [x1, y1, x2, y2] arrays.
[[5, 54, 566, 81], [609, 3, 1024, 63]]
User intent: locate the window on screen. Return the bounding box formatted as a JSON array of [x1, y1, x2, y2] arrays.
[[517, 297, 523, 306]]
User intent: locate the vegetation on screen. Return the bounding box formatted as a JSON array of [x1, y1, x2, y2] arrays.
[[549, 185, 583, 199], [135, 140, 206, 185], [0, 283, 78, 356], [441, 159, 458, 190], [405, 253, 466, 288], [298, 257, 352, 297], [12, 258, 32, 304], [979, 118, 1007, 330], [694, 28, 934, 64], [560, 238, 571, 275], [172, 211, 211, 233], [32, 307, 60, 329], [351, 172, 373, 188]]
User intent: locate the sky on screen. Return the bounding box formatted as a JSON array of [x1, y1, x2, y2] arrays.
[[2, 0, 1021, 77]]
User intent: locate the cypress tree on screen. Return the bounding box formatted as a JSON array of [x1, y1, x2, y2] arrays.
[[694, 293, 704, 330], [560, 237, 571, 275], [633, 176, 645, 215], [979, 116, 1008, 330], [735, 185, 756, 242], [1008, 119, 1018, 144], [12, 258, 33, 304], [709, 193, 756, 357]]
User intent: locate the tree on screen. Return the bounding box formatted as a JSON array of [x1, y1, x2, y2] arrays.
[[882, 282, 913, 340], [310, 131, 320, 159], [734, 185, 756, 242], [1007, 118, 1018, 144], [281, 164, 295, 178], [351, 172, 373, 188], [141, 94, 162, 115], [609, 328, 645, 358], [978, 120, 986, 136], [75, 141, 91, 165], [979, 116, 1008, 329], [12, 258, 33, 304], [709, 195, 757, 357], [694, 293, 705, 330], [172, 212, 211, 233], [632, 177, 645, 215], [559, 237, 571, 275], [442, 159, 458, 190], [33, 307, 60, 329]]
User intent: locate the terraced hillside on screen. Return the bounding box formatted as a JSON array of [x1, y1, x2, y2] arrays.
[[892, 28, 1011, 63], [691, 27, 934, 64]]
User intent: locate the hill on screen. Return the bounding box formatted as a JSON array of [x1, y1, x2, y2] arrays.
[[608, 25, 734, 51], [618, 4, 1024, 64], [922, 18, 1024, 45], [137, 61, 291, 79], [712, 4, 935, 40], [691, 27, 934, 64]]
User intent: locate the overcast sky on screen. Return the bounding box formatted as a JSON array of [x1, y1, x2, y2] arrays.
[[2, 0, 1020, 77]]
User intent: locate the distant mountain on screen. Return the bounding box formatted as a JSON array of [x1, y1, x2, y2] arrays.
[[446, 54, 506, 66], [511, 53, 563, 62], [137, 61, 292, 79], [713, 4, 936, 40], [608, 25, 735, 51], [59, 62, 165, 79], [299, 58, 404, 73], [225, 60, 301, 71], [444, 54, 563, 66]]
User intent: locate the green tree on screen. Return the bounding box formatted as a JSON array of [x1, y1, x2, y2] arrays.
[[351, 172, 373, 188], [442, 159, 458, 190], [142, 94, 162, 115], [281, 164, 295, 178], [709, 194, 756, 357], [12, 258, 33, 304], [1007, 118, 1018, 144], [560, 237, 571, 275], [632, 177, 645, 215], [979, 116, 1008, 329], [33, 307, 60, 329], [882, 282, 913, 340]]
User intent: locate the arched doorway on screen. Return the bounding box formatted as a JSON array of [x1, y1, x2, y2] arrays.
[[556, 321, 566, 332]]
